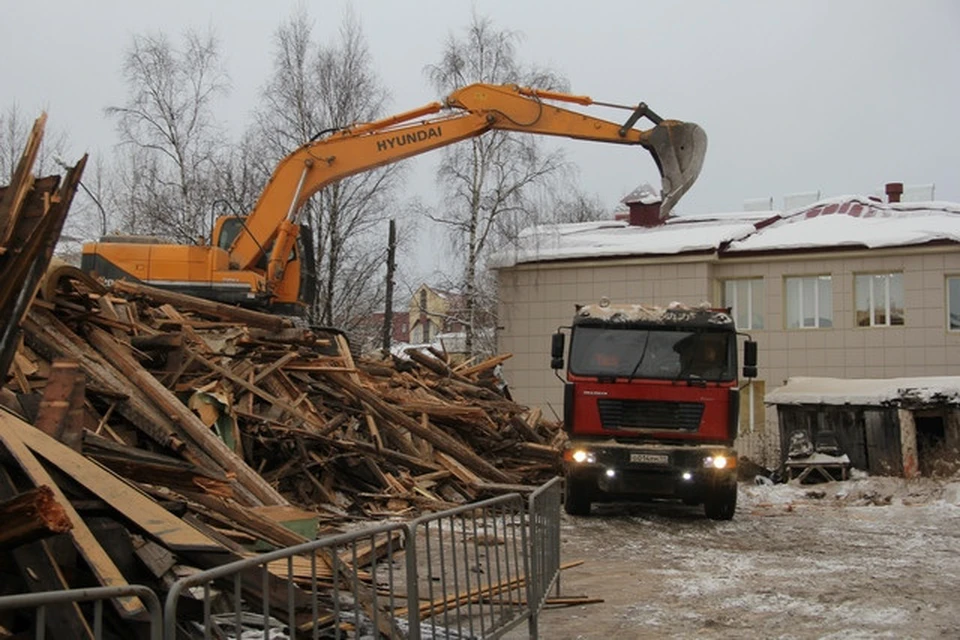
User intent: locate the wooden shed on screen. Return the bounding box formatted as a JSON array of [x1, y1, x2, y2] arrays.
[[766, 377, 960, 478]]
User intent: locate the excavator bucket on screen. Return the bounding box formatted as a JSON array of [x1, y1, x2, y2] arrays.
[[642, 121, 708, 218]]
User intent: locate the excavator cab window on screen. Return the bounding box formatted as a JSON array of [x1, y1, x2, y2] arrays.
[[216, 217, 245, 251]]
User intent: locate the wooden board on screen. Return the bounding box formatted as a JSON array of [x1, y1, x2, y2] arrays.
[[5, 412, 223, 552], [0, 411, 145, 618]]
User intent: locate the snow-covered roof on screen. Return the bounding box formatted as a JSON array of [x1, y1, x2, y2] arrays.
[[490, 195, 960, 269], [765, 376, 960, 407], [488, 213, 765, 268], [727, 197, 960, 254]]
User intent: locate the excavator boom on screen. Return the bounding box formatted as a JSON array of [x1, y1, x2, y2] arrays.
[[82, 83, 707, 310]]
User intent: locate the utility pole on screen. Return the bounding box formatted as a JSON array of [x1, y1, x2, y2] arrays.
[[381, 220, 396, 354]]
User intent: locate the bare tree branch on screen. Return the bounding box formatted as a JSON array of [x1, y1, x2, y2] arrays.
[[252, 8, 403, 332], [424, 12, 570, 356], [105, 29, 230, 242]]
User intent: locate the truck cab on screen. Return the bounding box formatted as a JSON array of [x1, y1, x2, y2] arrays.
[[552, 300, 758, 520]]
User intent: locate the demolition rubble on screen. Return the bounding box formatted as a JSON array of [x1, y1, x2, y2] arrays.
[[0, 115, 564, 638]]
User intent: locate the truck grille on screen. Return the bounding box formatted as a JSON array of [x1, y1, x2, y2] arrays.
[[597, 399, 704, 431]]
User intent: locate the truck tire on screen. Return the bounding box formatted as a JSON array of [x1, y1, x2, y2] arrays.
[[704, 483, 737, 521], [564, 477, 592, 516]]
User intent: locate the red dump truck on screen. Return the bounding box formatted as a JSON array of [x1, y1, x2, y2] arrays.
[[551, 300, 758, 520]]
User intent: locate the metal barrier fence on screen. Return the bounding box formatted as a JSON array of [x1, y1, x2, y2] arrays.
[[0, 480, 563, 639], [407, 493, 529, 639], [526, 477, 562, 638], [162, 520, 416, 639], [0, 585, 163, 640]]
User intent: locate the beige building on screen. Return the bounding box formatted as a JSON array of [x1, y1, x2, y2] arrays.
[[492, 188, 960, 466], [408, 284, 465, 344]]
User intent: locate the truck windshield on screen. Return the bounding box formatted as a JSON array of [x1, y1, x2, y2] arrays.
[[568, 326, 735, 381]]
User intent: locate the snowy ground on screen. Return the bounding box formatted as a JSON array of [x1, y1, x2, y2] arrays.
[[521, 476, 960, 639]]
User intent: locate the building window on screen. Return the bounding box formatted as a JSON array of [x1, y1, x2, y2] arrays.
[[948, 277, 960, 331], [723, 278, 764, 330], [785, 275, 832, 329], [855, 272, 904, 327]]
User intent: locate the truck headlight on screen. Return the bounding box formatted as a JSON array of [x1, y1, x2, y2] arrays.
[[704, 455, 734, 469], [565, 449, 596, 464]]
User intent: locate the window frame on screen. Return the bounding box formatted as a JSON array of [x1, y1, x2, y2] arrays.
[[854, 271, 904, 327], [784, 274, 833, 329], [947, 275, 960, 331], [721, 277, 765, 331]]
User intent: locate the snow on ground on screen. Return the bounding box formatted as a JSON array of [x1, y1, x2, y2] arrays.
[[523, 474, 960, 639]]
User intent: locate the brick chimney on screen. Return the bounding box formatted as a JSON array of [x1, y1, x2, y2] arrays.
[[885, 182, 904, 203], [628, 200, 664, 227], [621, 183, 666, 227]]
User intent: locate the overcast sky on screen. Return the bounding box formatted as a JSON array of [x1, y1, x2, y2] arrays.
[[3, 0, 959, 280]]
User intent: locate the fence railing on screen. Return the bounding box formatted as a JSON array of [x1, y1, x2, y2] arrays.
[[408, 493, 529, 639], [0, 585, 163, 640], [0, 479, 562, 640], [162, 520, 415, 639], [526, 476, 563, 638]]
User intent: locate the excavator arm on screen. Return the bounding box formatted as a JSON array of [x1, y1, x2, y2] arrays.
[[229, 83, 707, 293]]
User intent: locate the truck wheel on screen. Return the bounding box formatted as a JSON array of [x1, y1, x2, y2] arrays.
[[704, 483, 737, 521], [564, 477, 591, 516]]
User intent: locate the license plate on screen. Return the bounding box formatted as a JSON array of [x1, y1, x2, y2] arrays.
[[630, 453, 669, 465]]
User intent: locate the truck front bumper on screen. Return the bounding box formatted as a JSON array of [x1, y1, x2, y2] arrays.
[[563, 441, 737, 503]]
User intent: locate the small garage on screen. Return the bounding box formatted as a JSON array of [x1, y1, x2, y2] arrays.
[[766, 376, 960, 478]]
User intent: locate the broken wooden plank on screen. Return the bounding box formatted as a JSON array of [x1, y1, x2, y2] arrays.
[[111, 280, 293, 333], [85, 325, 287, 507], [326, 371, 518, 485], [0, 411, 145, 618], [0, 465, 94, 640], [8, 413, 223, 553], [0, 484, 72, 550], [0, 113, 45, 248], [33, 359, 84, 450]]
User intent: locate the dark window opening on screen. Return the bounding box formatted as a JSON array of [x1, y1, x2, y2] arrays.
[[915, 414, 951, 477]]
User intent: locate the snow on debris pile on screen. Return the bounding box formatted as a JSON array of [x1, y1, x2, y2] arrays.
[[726, 196, 960, 253], [488, 212, 766, 268], [766, 376, 960, 407]]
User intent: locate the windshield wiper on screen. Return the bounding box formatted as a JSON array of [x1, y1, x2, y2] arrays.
[[625, 331, 652, 381]]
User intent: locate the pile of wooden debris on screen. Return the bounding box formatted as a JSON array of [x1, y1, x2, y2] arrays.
[[8, 272, 563, 516], [0, 115, 565, 638]]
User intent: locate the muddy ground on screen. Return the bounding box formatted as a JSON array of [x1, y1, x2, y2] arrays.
[[519, 477, 960, 639]]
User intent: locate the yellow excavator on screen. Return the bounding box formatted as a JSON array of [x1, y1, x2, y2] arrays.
[[81, 83, 707, 313]]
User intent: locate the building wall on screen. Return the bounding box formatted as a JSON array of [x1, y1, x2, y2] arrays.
[[408, 285, 448, 343], [496, 245, 960, 467]]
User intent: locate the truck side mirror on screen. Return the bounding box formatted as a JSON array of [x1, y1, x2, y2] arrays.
[[550, 332, 565, 370], [742, 340, 758, 379]]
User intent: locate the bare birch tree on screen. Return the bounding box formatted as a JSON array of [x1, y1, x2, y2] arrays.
[[105, 29, 229, 243], [425, 13, 571, 356], [252, 8, 403, 333]]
